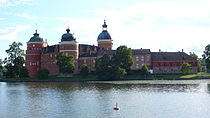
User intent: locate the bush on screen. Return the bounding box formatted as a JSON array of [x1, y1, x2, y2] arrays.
[[19, 67, 29, 78], [38, 68, 49, 79], [80, 64, 89, 77]]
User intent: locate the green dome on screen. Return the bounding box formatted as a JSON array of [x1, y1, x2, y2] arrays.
[[28, 30, 44, 42]]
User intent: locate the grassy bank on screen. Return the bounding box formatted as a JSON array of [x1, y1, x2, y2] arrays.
[[1, 73, 210, 82]]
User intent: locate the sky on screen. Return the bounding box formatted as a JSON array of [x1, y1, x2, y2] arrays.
[[0, 0, 210, 60]]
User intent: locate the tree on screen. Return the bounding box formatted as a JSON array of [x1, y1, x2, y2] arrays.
[[141, 64, 149, 75], [110, 67, 126, 79], [19, 67, 29, 78], [112, 45, 134, 73], [180, 63, 191, 74], [56, 53, 75, 74], [38, 68, 49, 79], [4, 42, 25, 78], [13, 56, 25, 77], [96, 54, 112, 79], [203, 44, 210, 72], [4, 42, 24, 64], [190, 52, 201, 72], [80, 64, 89, 77]]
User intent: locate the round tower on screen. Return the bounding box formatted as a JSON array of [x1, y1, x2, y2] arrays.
[[26, 30, 47, 77], [97, 20, 113, 50], [59, 28, 79, 72]]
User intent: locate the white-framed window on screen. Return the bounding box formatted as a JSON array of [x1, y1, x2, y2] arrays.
[[141, 56, 144, 61], [136, 63, 139, 69], [136, 56, 139, 61], [65, 52, 68, 56], [93, 60, 95, 63], [33, 44, 35, 47], [30, 62, 32, 66], [84, 59, 86, 63], [50, 54, 52, 57]]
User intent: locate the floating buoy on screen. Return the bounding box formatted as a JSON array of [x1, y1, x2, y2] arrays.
[[113, 103, 120, 110]]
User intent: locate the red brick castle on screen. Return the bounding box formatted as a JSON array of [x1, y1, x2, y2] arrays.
[[26, 20, 198, 77]]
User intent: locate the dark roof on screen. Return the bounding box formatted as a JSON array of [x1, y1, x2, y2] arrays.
[[28, 30, 44, 42], [42, 45, 59, 53], [97, 30, 112, 40], [61, 28, 76, 42], [79, 53, 97, 57], [151, 52, 196, 62], [132, 49, 151, 55], [97, 20, 112, 40]]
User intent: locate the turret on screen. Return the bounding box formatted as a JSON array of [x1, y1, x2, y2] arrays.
[[97, 20, 113, 50], [59, 28, 79, 72], [26, 30, 47, 77]]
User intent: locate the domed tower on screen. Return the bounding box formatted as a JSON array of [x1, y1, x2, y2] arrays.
[[97, 20, 113, 50], [59, 28, 79, 72], [26, 30, 47, 77]]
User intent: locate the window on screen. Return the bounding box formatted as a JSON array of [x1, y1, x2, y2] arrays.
[[136, 56, 139, 61], [50, 54, 52, 57], [141, 56, 144, 61], [65, 52, 68, 56], [84, 59, 86, 63], [93, 60, 95, 63], [33, 44, 35, 47], [30, 62, 32, 66], [136, 64, 139, 69]]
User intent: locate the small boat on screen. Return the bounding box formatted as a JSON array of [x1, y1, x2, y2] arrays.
[[113, 103, 120, 110]]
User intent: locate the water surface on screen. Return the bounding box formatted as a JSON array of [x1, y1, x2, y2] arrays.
[[1, 80, 210, 118]]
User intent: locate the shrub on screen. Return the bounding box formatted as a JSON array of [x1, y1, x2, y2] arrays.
[[38, 68, 49, 79], [80, 64, 89, 77]]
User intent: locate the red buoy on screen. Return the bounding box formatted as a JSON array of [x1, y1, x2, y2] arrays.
[[113, 103, 120, 110]]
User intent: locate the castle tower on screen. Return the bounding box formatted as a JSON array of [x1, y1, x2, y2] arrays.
[[59, 28, 79, 72], [97, 20, 113, 50], [26, 30, 47, 77]]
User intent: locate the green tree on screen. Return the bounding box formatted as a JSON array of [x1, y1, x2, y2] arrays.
[[190, 52, 201, 72], [112, 45, 134, 73], [141, 64, 149, 75], [13, 56, 25, 77], [4, 42, 24, 64], [38, 68, 49, 79], [96, 54, 112, 79], [180, 63, 191, 74], [203, 44, 210, 72], [19, 67, 29, 78], [4, 42, 25, 78], [110, 67, 126, 79], [80, 64, 89, 77], [56, 53, 75, 74]]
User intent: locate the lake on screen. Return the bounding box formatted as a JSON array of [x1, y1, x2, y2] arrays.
[[1, 80, 210, 118]]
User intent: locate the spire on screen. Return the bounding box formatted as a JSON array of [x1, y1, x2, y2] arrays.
[[102, 19, 108, 31], [66, 27, 70, 33], [34, 29, 39, 36]]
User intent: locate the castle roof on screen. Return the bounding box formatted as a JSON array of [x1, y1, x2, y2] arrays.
[[151, 52, 195, 62], [28, 30, 44, 43], [97, 20, 112, 40], [61, 28, 76, 42]]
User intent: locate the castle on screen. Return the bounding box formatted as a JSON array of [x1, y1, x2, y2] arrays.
[[26, 20, 198, 77]]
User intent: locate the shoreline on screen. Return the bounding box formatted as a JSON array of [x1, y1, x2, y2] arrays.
[[1, 77, 210, 83]]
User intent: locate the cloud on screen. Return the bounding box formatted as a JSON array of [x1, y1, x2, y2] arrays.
[[57, 1, 210, 57], [15, 13, 36, 19], [0, 0, 34, 7], [0, 25, 30, 40], [0, 17, 5, 21]]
